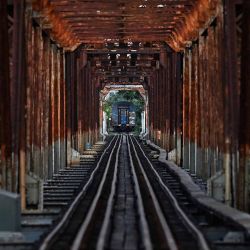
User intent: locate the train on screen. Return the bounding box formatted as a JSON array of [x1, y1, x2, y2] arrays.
[[111, 102, 136, 132]]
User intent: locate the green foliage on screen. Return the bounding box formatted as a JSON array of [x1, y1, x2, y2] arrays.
[[103, 101, 112, 118], [105, 90, 144, 112]]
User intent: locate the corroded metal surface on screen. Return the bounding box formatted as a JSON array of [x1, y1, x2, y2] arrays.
[[0, 0, 12, 191], [0, 0, 250, 214], [147, 51, 182, 155], [238, 0, 250, 211], [31, 0, 220, 52], [181, 7, 226, 183]]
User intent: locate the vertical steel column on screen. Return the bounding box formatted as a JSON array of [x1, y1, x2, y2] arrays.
[[223, 0, 238, 206], [18, 0, 26, 207], [82, 66, 87, 147], [60, 49, 66, 169], [55, 48, 61, 174], [25, 8, 34, 177], [166, 55, 171, 152], [37, 27, 43, 178], [189, 46, 196, 174], [238, 0, 250, 211], [96, 80, 100, 141], [42, 36, 51, 179], [11, 0, 26, 203], [31, 25, 40, 176], [176, 53, 183, 166], [0, 0, 12, 190], [163, 67, 167, 149], [198, 34, 207, 179], [76, 54, 81, 152], [87, 64, 91, 145], [48, 44, 55, 177], [65, 52, 73, 166], [170, 53, 177, 152], [160, 68, 165, 148], [152, 74, 157, 142], [215, 12, 225, 177], [78, 63, 83, 152], [155, 70, 160, 143], [148, 76, 154, 140], [183, 48, 190, 169]]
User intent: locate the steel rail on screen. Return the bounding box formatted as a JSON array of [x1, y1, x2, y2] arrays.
[[95, 133, 123, 249], [131, 135, 211, 250], [126, 135, 153, 250], [128, 135, 178, 250], [39, 135, 118, 250], [96, 135, 153, 250], [71, 135, 122, 250]]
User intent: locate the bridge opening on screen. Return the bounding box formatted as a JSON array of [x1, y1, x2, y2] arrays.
[[101, 89, 146, 134]]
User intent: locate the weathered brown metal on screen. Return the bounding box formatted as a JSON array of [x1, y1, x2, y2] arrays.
[[182, 48, 190, 168], [147, 50, 182, 155], [0, 0, 249, 213], [178, 5, 226, 181], [238, 0, 250, 211], [223, 0, 238, 206], [32, 0, 80, 49], [0, 0, 12, 191], [31, 0, 221, 51], [22, 11, 69, 187], [63, 50, 100, 153], [12, 0, 26, 206], [65, 52, 73, 165]]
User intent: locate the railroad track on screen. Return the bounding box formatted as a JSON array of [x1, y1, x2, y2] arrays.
[[37, 134, 250, 250], [71, 134, 171, 250], [38, 135, 121, 250], [128, 135, 209, 250], [42, 139, 111, 211], [135, 136, 250, 250]]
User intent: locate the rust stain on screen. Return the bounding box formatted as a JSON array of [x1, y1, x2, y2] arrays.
[[30, 0, 220, 51], [32, 0, 80, 50], [170, 0, 220, 51], [0, 0, 13, 190]]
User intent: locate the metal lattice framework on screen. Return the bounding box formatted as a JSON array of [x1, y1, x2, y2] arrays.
[[31, 0, 220, 84], [32, 0, 219, 50]]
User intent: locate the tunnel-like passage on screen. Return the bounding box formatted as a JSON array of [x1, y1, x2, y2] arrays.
[[0, 0, 250, 218]]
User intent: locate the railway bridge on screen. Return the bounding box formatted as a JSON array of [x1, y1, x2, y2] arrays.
[[0, 0, 250, 249]]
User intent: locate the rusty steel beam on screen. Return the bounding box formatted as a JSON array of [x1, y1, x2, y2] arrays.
[[12, 0, 26, 206], [60, 49, 66, 169], [238, 0, 250, 211], [147, 49, 182, 154], [53, 47, 60, 174], [0, 0, 12, 191], [176, 53, 183, 165], [42, 35, 51, 179], [25, 6, 33, 180], [32, 0, 81, 49], [162, 67, 167, 149], [188, 45, 196, 174], [63, 51, 101, 151], [24, 14, 69, 184], [170, 52, 176, 151], [182, 48, 190, 169], [76, 56, 81, 152], [32, 26, 42, 177], [31, 0, 219, 51], [223, 0, 238, 206], [65, 52, 73, 165]]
